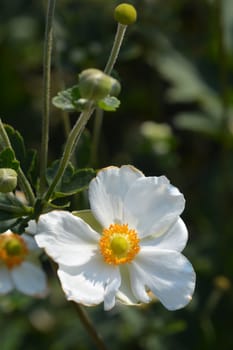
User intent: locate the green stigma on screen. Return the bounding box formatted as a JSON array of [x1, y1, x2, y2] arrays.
[[5, 239, 22, 256], [110, 236, 129, 257]]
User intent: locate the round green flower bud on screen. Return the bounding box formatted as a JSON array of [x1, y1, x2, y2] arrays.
[[0, 168, 17, 193], [114, 3, 137, 25], [79, 69, 114, 101]]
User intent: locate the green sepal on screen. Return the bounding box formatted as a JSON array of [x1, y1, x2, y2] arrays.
[[73, 209, 102, 233], [97, 96, 120, 111], [0, 148, 19, 170]]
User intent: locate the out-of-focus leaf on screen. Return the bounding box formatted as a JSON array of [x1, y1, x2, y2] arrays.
[[148, 47, 222, 119], [174, 112, 219, 136]]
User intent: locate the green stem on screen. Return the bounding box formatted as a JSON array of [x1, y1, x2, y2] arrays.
[[0, 119, 36, 206], [73, 303, 108, 350], [89, 24, 127, 166], [91, 108, 104, 167], [44, 104, 94, 201], [40, 0, 57, 195], [104, 23, 127, 74], [0, 203, 32, 215]]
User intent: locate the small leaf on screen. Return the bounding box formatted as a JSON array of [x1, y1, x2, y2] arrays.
[[5, 125, 26, 163], [4, 124, 38, 182], [52, 85, 82, 112], [56, 168, 96, 197], [0, 148, 19, 170], [46, 161, 96, 198], [97, 96, 120, 111]]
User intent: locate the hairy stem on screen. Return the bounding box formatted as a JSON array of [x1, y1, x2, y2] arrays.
[[44, 104, 94, 201], [40, 0, 57, 195], [104, 23, 127, 75]]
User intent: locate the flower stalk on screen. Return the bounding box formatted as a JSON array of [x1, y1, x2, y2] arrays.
[[73, 303, 108, 350], [104, 23, 127, 75], [44, 103, 94, 202], [39, 0, 57, 195]]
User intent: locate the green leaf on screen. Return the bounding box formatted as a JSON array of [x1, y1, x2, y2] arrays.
[[57, 168, 96, 197], [4, 124, 38, 183], [97, 96, 121, 111], [52, 85, 83, 112], [46, 161, 96, 198], [5, 124, 26, 163], [0, 148, 19, 170]]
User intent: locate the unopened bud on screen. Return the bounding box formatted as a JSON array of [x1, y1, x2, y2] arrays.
[[0, 168, 17, 193], [114, 3, 137, 25], [79, 69, 120, 101]]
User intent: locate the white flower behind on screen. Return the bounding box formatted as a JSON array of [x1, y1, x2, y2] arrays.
[[0, 230, 47, 297], [33, 165, 196, 310]]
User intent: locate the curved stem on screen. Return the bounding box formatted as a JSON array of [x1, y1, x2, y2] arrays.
[[44, 104, 94, 201], [0, 119, 36, 205], [104, 23, 127, 75], [40, 0, 57, 195], [73, 303, 108, 350]]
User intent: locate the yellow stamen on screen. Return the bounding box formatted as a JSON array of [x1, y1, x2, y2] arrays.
[[99, 223, 140, 265], [0, 232, 28, 269]]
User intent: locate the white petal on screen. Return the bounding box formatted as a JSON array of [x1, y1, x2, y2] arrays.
[[37, 210, 100, 244], [129, 248, 195, 310], [89, 165, 144, 228], [35, 210, 99, 266], [0, 267, 14, 294], [141, 218, 188, 252], [116, 266, 139, 305], [57, 254, 121, 310], [12, 261, 48, 297], [123, 176, 185, 238], [22, 233, 40, 251], [26, 220, 37, 235]]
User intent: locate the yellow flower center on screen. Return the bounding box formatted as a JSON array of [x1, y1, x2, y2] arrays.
[[0, 232, 28, 269], [99, 223, 140, 265]]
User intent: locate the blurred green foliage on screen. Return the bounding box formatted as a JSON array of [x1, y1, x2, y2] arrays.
[[1, 0, 233, 349]]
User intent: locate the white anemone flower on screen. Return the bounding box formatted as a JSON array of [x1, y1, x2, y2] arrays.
[[0, 230, 48, 297], [33, 165, 195, 310]]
